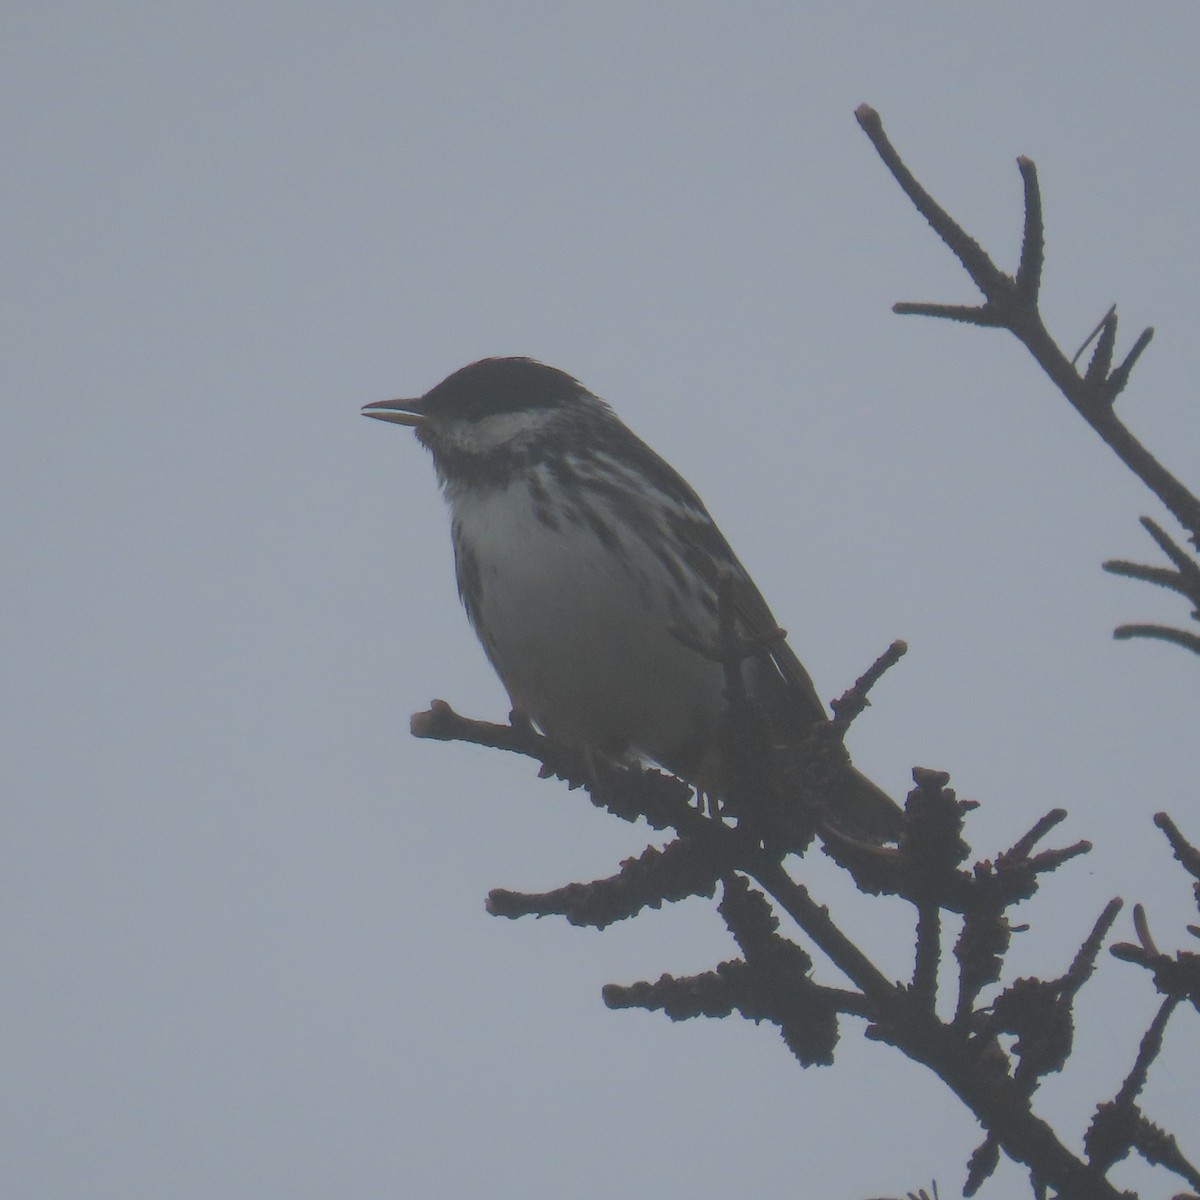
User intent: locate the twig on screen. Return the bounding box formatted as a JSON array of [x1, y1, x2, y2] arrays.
[[412, 698, 551, 757], [1072, 304, 1115, 369], [1104, 516, 1200, 610], [1111, 624, 1200, 655], [1114, 994, 1178, 1110], [1154, 812, 1200, 880], [912, 901, 941, 1011], [830, 639, 908, 726], [1103, 515, 1200, 651], [1004, 809, 1069, 861]]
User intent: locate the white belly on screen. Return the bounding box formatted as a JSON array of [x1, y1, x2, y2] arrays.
[[447, 477, 723, 771]]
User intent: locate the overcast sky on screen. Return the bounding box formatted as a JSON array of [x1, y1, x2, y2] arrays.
[[3, 4, 1199, 1198]]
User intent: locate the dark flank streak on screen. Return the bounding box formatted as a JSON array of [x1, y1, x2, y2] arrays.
[[583, 508, 619, 549], [527, 470, 561, 532], [452, 528, 484, 620]]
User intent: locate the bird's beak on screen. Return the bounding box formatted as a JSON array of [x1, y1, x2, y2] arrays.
[[361, 396, 426, 427]]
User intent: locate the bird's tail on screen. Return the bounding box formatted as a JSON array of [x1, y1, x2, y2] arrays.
[[830, 763, 904, 843], [746, 648, 904, 842]]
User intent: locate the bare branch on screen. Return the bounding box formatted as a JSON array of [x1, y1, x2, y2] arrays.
[[1014, 156, 1044, 307], [1104, 516, 1200, 648], [829, 639, 908, 727], [487, 838, 722, 929], [1111, 624, 1200, 655], [1082, 307, 1117, 384], [1004, 809, 1069, 860], [855, 104, 1013, 302], [857, 104, 1200, 545], [1102, 559, 1195, 596], [1107, 325, 1156, 400], [912, 901, 941, 1010], [1154, 812, 1200, 881]]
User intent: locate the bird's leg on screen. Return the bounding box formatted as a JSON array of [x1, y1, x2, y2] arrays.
[[508, 708, 536, 737]]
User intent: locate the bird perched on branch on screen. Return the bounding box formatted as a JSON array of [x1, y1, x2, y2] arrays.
[[363, 357, 899, 840]]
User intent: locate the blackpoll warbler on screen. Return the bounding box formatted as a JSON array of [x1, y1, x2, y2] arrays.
[[364, 357, 899, 840]]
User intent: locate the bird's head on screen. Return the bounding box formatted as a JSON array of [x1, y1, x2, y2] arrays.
[[362, 357, 605, 477]]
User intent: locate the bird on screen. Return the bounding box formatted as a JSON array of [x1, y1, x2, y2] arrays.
[[363, 357, 900, 841]]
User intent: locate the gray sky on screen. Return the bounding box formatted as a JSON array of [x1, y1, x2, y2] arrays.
[[4, 4, 1198, 1197]]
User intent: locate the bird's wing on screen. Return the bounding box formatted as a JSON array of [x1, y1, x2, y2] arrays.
[[620, 431, 829, 726], [618, 428, 902, 839], [671, 504, 829, 724]]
